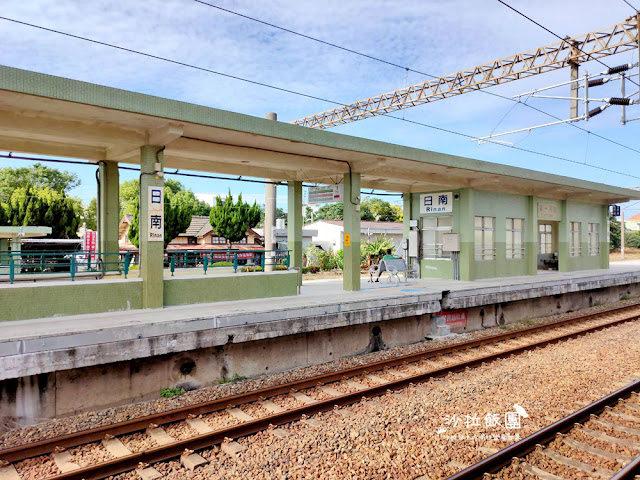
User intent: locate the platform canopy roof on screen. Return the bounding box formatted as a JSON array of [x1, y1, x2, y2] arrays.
[[0, 65, 638, 205]]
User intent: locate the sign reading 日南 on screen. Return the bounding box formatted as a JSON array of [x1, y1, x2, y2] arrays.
[[148, 186, 164, 242], [420, 192, 453, 213]]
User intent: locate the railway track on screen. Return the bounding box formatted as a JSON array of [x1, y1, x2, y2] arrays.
[[1, 303, 639, 480], [447, 378, 640, 480]]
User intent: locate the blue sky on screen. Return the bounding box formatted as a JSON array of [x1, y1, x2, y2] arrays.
[[0, 0, 639, 212]]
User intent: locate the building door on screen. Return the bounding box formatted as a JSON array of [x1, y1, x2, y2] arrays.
[[538, 223, 558, 270]]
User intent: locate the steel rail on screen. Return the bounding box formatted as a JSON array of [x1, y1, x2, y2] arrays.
[[446, 378, 640, 479], [1, 302, 638, 465], [611, 454, 640, 479], [39, 311, 639, 480]]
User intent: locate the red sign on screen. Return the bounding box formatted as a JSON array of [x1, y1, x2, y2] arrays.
[[83, 230, 97, 262], [209, 252, 254, 260], [443, 310, 467, 328]]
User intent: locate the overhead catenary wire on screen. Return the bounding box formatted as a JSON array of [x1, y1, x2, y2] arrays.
[[191, 0, 640, 156], [622, 0, 639, 12], [497, 0, 640, 89], [0, 16, 638, 182]]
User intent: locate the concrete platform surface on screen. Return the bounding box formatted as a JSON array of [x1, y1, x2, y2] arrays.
[[1, 263, 639, 380]]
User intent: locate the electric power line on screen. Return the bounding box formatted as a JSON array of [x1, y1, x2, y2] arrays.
[[191, 0, 640, 157], [622, 0, 639, 12], [0, 16, 638, 182]]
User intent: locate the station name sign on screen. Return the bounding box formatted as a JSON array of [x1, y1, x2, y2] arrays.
[[308, 184, 343, 204], [537, 202, 560, 221], [420, 192, 453, 213], [148, 186, 164, 242]]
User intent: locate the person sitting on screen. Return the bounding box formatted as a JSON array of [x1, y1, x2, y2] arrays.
[[373, 248, 398, 282]]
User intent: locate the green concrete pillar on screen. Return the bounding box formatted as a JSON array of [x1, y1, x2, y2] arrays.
[[343, 173, 361, 291], [558, 200, 570, 272], [11, 238, 21, 272], [0, 238, 8, 274], [402, 193, 412, 240], [600, 205, 609, 269], [458, 188, 475, 281], [287, 181, 303, 269], [139, 146, 165, 309], [98, 161, 120, 268], [525, 196, 538, 275]]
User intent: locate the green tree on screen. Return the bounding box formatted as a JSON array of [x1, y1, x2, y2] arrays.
[[361, 235, 395, 266], [312, 202, 376, 221], [209, 191, 261, 248], [127, 188, 194, 249], [8, 185, 80, 238], [609, 215, 621, 251], [0, 163, 80, 201], [361, 198, 400, 222], [0, 202, 9, 225], [625, 230, 640, 248], [79, 198, 98, 231], [120, 178, 209, 218], [258, 206, 287, 227]]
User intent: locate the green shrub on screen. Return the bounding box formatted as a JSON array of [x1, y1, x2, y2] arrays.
[[625, 231, 640, 248], [275, 265, 288, 271], [212, 261, 234, 266], [219, 373, 247, 384], [317, 250, 337, 271], [305, 265, 320, 274], [241, 265, 263, 272], [160, 387, 185, 398]]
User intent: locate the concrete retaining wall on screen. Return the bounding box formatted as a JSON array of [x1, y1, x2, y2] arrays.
[[0, 279, 143, 322], [2, 282, 638, 428], [163, 271, 298, 306]]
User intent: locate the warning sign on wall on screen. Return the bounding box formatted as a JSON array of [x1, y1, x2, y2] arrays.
[[443, 310, 467, 328]]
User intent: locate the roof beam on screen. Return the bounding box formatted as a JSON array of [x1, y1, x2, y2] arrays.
[[166, 137, 349, 174], [0, 110, 145, 147], [0, 134, 105, 160]]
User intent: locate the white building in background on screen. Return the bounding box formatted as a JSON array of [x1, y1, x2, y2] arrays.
[[625, 214, 640, 232], [254, 219, 318, 252], [305, 220, 403, 253]]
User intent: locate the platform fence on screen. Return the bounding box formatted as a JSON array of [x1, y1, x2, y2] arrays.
[[0, 250, 131, 284], [166, 249, 290, 276]]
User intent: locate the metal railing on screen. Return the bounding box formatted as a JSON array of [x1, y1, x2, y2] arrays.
[[166, 249, 291, 276], [0, 250, 132, 284]]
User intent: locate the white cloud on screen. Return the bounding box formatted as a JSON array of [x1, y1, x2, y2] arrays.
[[0, 0, 637, 192]]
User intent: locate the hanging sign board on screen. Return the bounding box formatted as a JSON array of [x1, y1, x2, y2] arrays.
[[420, 192, 453, 213], [148, 186, 164, 242], [308, 184, 343, 204]]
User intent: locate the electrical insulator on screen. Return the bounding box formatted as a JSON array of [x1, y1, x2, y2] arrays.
[[588, 106, 605, 118], [587, 78, 610, 88], [607, 64, 633, 75], [609, 97, 632, 106]]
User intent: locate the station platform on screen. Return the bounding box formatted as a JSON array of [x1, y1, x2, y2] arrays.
[[2, 262, 640, 382], [2, 263, 640, 425]]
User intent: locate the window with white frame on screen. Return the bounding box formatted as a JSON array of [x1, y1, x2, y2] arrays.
[[421, 216, 453, 259], [588, 223, 599, 256], [506, 218, 524, 259], [570, 222, 581, 257], [211, 236, 225, 244], [475, 216, 495, 261], [539, 224, 553, 254]]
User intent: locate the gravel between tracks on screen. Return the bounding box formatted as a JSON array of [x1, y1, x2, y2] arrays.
[[3, 299, 638, 450], [109, 318, 640, 480]]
